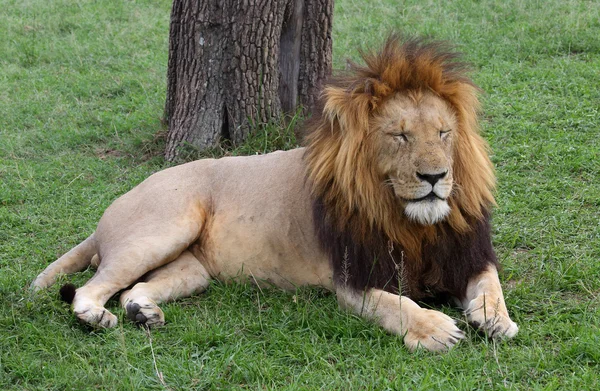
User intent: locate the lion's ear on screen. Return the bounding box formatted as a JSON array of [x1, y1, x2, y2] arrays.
[[322, 86, 365, 131], [346, 78, 392, 111], [322, 80, 390, 130], [361, 78, 392, 110]]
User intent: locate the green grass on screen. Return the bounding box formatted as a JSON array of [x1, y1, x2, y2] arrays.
[[1, 0, 599, 389]]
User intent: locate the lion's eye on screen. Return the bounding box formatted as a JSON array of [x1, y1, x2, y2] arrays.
[[393, 133, 408, 143], [440, 130, 451, 140]]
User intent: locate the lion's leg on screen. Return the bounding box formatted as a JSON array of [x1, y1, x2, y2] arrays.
[[71, 249, 186, 328], [119, 250, 211, 327], [336, 287, 465, 352], [70, 220, 202, 328], [461, 264, 518, 338], [69, 250, 165, 328], [69, 269, 127, 329]]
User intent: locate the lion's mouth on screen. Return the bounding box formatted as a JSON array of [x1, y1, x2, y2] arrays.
[[408, 192, 445, 203], [403, 194, 451, 225]]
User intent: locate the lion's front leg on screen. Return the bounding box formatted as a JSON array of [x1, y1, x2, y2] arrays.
[[461, 265, 518, 339], [336, 287, 464, 352]]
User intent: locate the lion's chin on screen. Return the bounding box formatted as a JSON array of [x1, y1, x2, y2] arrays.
[[404, 199, 451, 225]]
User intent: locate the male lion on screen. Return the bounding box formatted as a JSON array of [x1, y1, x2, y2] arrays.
[[32, 35, 518, 352]]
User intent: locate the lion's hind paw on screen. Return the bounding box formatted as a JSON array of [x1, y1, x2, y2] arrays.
[[125, 297, 165, 327], [74, 305, 118, 328]]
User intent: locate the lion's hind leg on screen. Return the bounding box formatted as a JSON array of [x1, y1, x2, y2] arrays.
[[70, 223, 202, 328], [68, 247, 152, 329], [120, 250, 211, 327]]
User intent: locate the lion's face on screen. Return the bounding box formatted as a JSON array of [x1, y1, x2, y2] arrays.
[[372, 91, 458, 225]]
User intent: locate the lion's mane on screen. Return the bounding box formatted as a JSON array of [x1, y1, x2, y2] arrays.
[[304, 35, 498, 299]]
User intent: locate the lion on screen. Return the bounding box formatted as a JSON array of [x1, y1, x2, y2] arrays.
[[32, 35, 518, 352]]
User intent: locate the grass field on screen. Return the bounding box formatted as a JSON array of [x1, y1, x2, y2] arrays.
[[1, 0, 599, 389]]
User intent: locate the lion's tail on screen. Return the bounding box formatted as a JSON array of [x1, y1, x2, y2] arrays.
[[30, 233, 97, 291]]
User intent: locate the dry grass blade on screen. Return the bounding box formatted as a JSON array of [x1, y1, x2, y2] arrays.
[[144, 325, 172, 390]]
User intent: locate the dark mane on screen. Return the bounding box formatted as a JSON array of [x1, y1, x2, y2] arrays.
[[314, 200, 498, 299]]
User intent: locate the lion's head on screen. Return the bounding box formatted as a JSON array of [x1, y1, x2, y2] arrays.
[[368, 90, 457, 226], [305, 34, 494, 243], [304, 35, 497, 297]]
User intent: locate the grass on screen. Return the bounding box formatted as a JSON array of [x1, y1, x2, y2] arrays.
[[1, 0, 599, 389]]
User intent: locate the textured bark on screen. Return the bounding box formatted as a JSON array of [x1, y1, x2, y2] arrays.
[[165, 0, 333, 161], [298, 0, 333, 111]]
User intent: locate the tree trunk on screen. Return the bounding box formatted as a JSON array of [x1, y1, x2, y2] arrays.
[[164, 0, 333, 161]]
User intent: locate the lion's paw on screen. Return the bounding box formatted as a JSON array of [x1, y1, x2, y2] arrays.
[[74, 305, 118, 328], [465, 295, 518, 339], [404, 308, 465, 352], [125, 297, 165, 327]]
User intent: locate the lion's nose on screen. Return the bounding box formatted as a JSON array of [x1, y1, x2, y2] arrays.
[[417, 171, 448, 186]]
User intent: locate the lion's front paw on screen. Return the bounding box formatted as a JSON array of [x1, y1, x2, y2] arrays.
[[404, 308, 465, 352], [465, 295, 518, 339], [125, 297, 165, 327]]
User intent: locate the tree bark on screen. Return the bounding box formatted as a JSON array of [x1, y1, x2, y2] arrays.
[[164, 0, 333, 161]]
